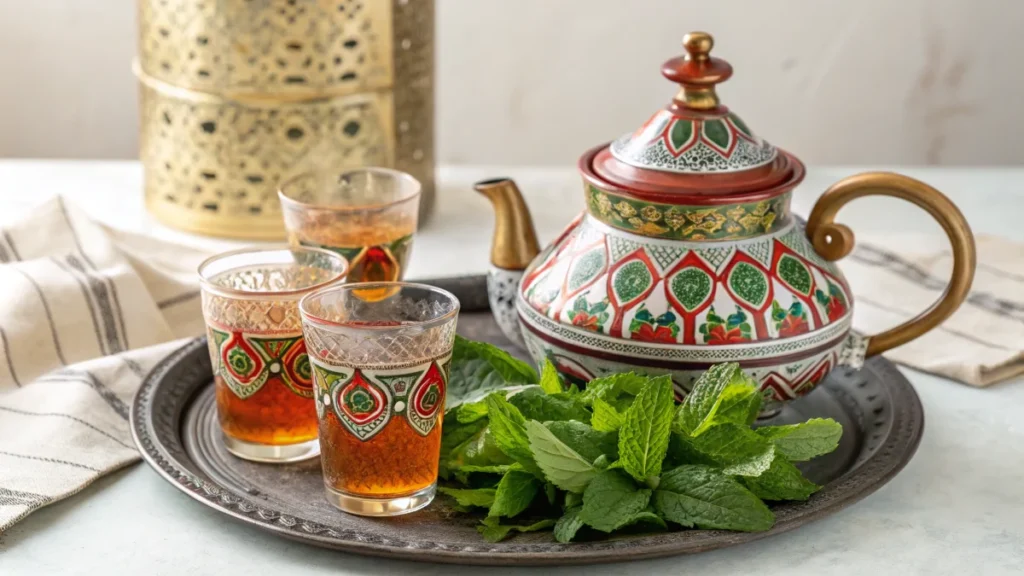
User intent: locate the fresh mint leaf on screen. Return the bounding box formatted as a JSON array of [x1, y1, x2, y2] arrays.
[[439, 413, 490, 477], [524, 420, 598, 493], [665, 432, 717, 468], [689, 423, 775, 477], [579, 469, 652, 533], [580, 372, 648, 408], [554, 507, 584, 543], [508, 387, 591, 424], [564, 491, 583, 509], [653, 465, 774, 532], [489, 470, 541, 518], [545, 421, 618, 462], [619, 510, 668, 531], [755, 418, 842, 461], [447, 426, 514, 471], [619, 375, 675, 483], [711, 379, 762, 427], [450, 336, 538, 407], [456, 399, 489, 423], [477, 517, 557, 543], [591, 398, 624, 432], [452, 464, 514, 475], [539, 360, 564, 394], [438, 487, 496, 508], [676, 362, 742, 436], [743, 457, 820, 501], [485, 393, 541, 476], [592, 454, 611, 470], [544, 482, 557, 505]]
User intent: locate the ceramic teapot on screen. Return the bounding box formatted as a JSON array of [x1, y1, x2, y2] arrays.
[[477, 32, 976, 408]]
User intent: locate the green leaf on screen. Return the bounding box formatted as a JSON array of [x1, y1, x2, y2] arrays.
[[617, 509, 668, 531], [665, 432, 717, 468], [438, 487, 496, 508], [564, 491, 583, 509], [446, 426, 514, 471], [579, 470, 652, 533], [591, 398, 624, 432], [456, 399, 489, 423], [524, 420, 598, 493], [449, 336, 538, 407], [743, 457, 820, 501], [711, 379, 762, 427], [619, 376, 675, 483], [508, 387, 591, 424], [653, 465, 774, 532], [477, 517, 557, 543], [544, 482, 557, 505], [545, 420, 618, 462], [755, 418, 842, 461], [452, 464, 514, 475], [485, 393, 541, 476], [676, 363, 742, 436], [580, 372, 648, 407], [538, 360, 564, 395], [592, 454, 611, 470], [489, 470, 541, 518], [438, 413, 490, 477], [688, 423, 776, 477], [554, 507, 585, 543]]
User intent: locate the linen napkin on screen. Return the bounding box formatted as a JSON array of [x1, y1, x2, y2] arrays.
[[846, 235, 1024, 387], [0, 197, 208, 532]]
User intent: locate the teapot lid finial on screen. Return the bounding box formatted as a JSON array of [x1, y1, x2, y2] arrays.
[[662, 32, 733, 111]]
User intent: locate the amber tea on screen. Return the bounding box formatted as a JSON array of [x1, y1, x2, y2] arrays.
[[279, 168, 421, 283], [300, 282, 459, 516], [199, 247, 348, 463]]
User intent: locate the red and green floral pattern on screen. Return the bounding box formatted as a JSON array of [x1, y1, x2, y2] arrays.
[[629, 306, 679, 343], [771, 300, 810, 338], [210, 327, 313, 399], [698, 305, 752, 345], [816, 282, 849, 323], [567, 296, 610, 332], [311, 356, 449, 441]]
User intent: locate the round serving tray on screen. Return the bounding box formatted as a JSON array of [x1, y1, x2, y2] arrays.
[[130, 275, 923, 566]]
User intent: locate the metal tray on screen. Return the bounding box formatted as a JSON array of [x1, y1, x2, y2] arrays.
[[130, 275, 923, 566]]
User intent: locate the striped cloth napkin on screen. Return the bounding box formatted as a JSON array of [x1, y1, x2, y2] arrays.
[[844, 234, 1024, 387], [0, 197, 207, 531]]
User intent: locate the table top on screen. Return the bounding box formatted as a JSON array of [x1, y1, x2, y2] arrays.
[[2, 160, 1023, 575]]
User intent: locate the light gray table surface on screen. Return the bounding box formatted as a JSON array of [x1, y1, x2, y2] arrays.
[[1, 162, 1023, 574]]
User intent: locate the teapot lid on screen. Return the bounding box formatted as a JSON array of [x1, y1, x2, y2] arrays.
[[592, 32, 797, 197]]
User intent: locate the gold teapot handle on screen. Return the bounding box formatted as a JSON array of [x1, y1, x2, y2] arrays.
[[805, 172, 976, 357]]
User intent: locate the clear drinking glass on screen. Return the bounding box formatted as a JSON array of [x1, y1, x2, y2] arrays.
[[299, 282, 460, 516], [198, 247, 349, 463], [279, 168, 421, 284]]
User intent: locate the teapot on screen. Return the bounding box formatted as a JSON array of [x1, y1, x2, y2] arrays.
[[476, 32, 976, 410]]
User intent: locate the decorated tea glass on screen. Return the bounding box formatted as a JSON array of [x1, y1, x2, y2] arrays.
[[299, 282, 459, 516], [279, 168, 421, 284], [198, 247, 349, 463]]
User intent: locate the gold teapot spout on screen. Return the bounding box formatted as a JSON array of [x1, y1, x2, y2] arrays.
[[474, 178, 540, 271]]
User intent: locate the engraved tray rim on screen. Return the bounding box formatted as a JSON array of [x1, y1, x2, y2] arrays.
[[129, 275, 924, 566]]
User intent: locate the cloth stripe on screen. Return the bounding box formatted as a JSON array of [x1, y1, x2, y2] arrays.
[[12, 267, 68, 365], [0, 197, 207, 532]]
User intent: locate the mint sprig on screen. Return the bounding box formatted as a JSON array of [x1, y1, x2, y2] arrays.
[[439, 343, 843, 543]]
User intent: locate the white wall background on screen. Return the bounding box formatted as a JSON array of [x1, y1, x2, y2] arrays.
[[0, 0, 1021, 166]]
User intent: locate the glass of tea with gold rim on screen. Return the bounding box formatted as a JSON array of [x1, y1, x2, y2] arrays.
[[299, 282, 459, 516], [279, 168, 421, 284], [198, 247, 349, 463]]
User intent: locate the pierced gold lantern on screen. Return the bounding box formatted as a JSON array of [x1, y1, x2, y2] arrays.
[[135, 0, 434, 240]]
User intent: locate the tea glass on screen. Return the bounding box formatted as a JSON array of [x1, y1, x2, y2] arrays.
[[279, 168, 421, 284], [198, 247, 349, 463], [299, 282, 460, 516]]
